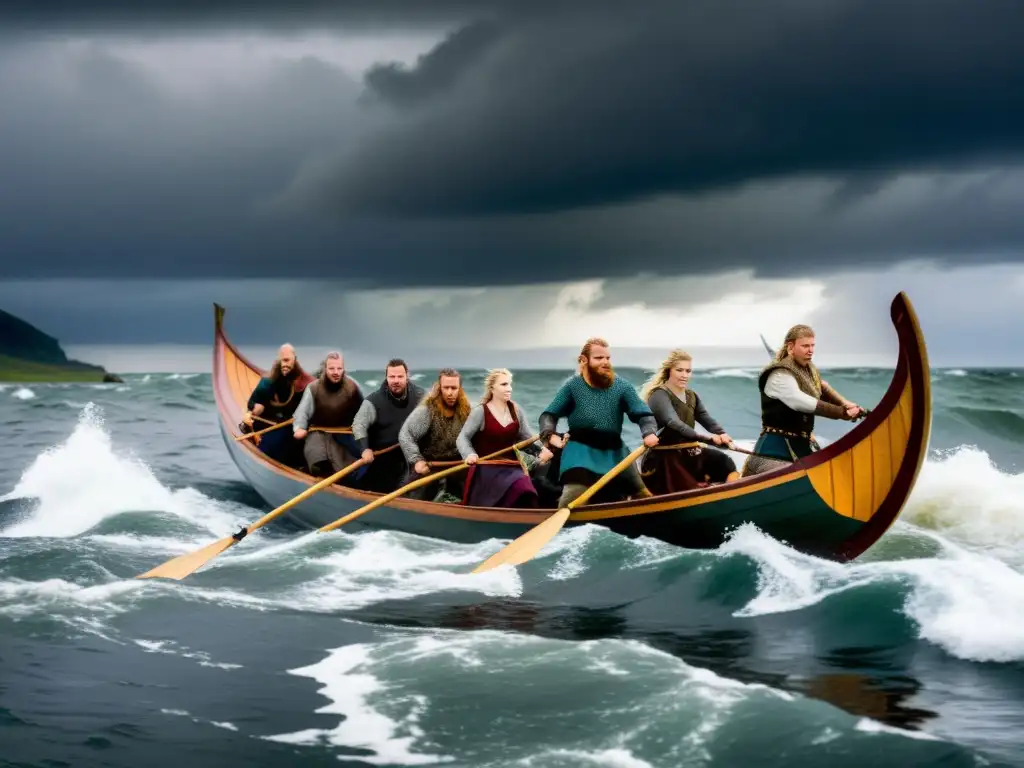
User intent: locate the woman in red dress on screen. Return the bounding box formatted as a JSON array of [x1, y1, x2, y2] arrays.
[[457, 368, 552, 507]]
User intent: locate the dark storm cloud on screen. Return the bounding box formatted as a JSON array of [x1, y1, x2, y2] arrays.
[[0, 1, 491, 33], [328, 0, 1024, 217], [362, 20, 503, 108], [2, 0, 1024, 285]]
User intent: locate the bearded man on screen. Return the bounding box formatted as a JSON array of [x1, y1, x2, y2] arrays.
[[397, 368, 471, 502], [741, 324, 865, 477], [351, 358, 427, 493], [242, 343, 314, 467], [539, 338, 659, 507], [292, 351, 365, 479]]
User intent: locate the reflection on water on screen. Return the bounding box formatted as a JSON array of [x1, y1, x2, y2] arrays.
[[801, 673, 936, 730]]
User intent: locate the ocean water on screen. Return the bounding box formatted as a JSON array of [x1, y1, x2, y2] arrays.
[[2, 367, 1024, 767]]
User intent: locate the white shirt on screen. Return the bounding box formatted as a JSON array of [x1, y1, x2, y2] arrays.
[[763, 370, 818, 413]]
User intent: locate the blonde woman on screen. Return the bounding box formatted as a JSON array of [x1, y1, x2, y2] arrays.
[[456, 368, 550, 507], [639, 350, 739, 493]]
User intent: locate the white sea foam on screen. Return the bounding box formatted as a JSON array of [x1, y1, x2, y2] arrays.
[[900, 446, 1024, 563], [133, 638, 242, 670], [10, 387, 35, 400], [282, 529, 524, 610], [0, 576, 145, 620], [159, 708, 241, 733], [720, 523, 1024, 664], [0, 404, 248, 539], [701, 368, 758, 379], [264, 629, 942, 766]]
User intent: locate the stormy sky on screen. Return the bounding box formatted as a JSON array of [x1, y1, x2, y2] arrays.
[[1, 1, 1023, 369]]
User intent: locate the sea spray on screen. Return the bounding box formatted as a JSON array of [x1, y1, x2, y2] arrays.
[[1, 403, 246, 539]]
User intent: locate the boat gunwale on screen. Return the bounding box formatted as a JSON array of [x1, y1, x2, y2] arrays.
[[211, 292, 924, 525]]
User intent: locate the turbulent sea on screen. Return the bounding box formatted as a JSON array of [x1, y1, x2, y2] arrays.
[[2, 367, 1024, 767]]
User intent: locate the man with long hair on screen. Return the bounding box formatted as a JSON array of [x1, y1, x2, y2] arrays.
[[741, 324, 865, 477], [351, 358, 426, 493], [242, 343, 314, 467], [292, 350, 365, 479], [538, 338, 658, 507], [398, 368, 472, 501]]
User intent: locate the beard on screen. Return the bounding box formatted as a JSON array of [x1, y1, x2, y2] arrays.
[[322, 374, 344, 392], [429, 388, 470, 422], [271, 361, 300, 382], [586, 363, 615, 389]]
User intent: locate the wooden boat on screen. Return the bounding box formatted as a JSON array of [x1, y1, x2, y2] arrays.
[[213, 291, 931, 562]]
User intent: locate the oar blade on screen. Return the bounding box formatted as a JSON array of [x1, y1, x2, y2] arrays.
[[471, 508, 571, 574], [135, 536, 237, 580]]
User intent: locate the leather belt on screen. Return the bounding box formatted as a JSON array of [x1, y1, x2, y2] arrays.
[[761, 426, 810, 439]]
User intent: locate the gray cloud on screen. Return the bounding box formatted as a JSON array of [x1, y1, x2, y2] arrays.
[[362, 20, 503, 108], [1, 2, 1024, 287], [0, 1, 489, 34], [326, 0, 1024, 218]]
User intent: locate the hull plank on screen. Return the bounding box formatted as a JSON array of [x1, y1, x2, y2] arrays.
[[211, 293, 932, 563]]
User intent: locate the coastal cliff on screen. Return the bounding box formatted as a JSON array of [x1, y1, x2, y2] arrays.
[[0, 309, 123, 382]]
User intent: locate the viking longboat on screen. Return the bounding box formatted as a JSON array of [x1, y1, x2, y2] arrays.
[[212, 292, 931, 562]]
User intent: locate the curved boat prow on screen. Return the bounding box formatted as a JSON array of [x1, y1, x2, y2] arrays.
[[802, 291, 932, 559]]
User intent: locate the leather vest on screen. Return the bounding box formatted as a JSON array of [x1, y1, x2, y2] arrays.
[[310, 377, 361, 428], [365, 382, 425, 448], [758, 358, 821, 436], [656, 385, 699, 443]]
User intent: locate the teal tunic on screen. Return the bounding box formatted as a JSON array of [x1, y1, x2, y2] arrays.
[[540, 374, 657, 480]]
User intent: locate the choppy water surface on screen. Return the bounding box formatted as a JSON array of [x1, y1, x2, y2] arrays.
[[2, 367, 1023, 767]]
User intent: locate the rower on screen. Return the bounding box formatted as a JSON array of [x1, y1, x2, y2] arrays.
[[538, 337, 658, 506], [397, 368, 471, 502], [741, 324, 865, 477], [292, 351, 365, 479], [639, 349, 739, 492], [457, 368, 550, 508], [351, 358, 426, 493], [242, 343, 313, 468]]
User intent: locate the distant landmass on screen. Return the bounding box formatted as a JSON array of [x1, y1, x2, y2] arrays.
[[0, 309, 123, 382]]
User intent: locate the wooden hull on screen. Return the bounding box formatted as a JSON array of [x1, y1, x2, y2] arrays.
[[213, 292, 931, 562]]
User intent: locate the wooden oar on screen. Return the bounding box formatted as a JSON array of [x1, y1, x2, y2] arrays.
[[316, 435, 540, 534], [134, 444, 400, 581], [470, 443, 649, 574], [234, 421, 355, 442], [700, 437, 794, 463], [235, 418, 293, 441]]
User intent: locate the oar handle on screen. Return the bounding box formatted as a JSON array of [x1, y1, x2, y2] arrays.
[[240, 443, 401, 537], [235, 418, 294, 441], [694, 434, 807, 463], [236, 420, 356, 442], [427, 458, 519, 467], [317, 435, 540, 533]]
